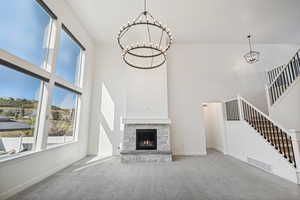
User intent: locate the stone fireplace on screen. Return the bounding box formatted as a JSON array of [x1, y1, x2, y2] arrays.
[[120, 119, 172, 162], [121, 64, 172, 162]]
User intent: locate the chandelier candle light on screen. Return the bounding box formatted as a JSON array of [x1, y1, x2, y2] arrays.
[[244, 34, 260, 64], [117, 0, 173, 69]]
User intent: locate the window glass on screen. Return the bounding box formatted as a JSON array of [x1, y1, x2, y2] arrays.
[[0, 0, 52, 67], [55, 28, 81, 85], [47, 86, 77, 146], [0, 65, 42, 157]]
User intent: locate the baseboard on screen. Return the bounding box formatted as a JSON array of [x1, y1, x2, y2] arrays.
[[173, 152, 207, 156], [0, 155, 85, 200]]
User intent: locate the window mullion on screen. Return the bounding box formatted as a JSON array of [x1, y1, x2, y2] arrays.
[[35, 19, 61, 151]]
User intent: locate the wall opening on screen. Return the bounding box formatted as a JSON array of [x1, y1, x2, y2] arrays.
[[203, 102, 226, 154]]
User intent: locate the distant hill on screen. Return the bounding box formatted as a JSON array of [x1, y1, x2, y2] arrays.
[[0, 98, 37, 108]]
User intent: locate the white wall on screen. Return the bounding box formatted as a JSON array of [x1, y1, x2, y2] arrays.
[[89, 43, 298, 156], [0, 1, 96, 199], [269, 77, 300, 130], [125, 64, 169, 119], [204, 103, 226, 153], [225, 121, 298, 183], [168, 43, 298, 155]]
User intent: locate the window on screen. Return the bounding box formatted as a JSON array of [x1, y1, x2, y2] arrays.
[[55, 26, 82, 85], [0, 0, 53, 68], [0, 0, 85, 160], [0, 65, 42, 156], [47, 86, 78, 147]]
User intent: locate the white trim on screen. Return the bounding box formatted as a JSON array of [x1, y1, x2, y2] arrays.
[[122, 118, 172, 124], [53, 75, 83, 94], [0, 141, 78, 167], [223, 97, 238, 103], [0, 49, 51, 80]]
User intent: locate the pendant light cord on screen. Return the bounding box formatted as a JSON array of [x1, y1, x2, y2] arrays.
[[248, 34, 252, 52], [144, 0, 147, 12]]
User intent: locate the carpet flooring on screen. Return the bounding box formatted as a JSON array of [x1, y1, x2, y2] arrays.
[[9, 150, 300, 200]]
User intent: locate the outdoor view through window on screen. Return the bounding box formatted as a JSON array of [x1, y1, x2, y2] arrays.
[[47, 86, 78, 147], [0, 0, 83, 158], [0, 65, 41, 155]]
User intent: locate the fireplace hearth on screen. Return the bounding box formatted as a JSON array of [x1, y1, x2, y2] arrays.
[[136, 129, 157, 150]]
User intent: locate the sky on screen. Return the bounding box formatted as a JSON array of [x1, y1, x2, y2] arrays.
[[0, 0, 80, 109]]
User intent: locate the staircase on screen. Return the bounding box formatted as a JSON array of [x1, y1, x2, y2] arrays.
[[225, 96, 300, 183], [225, 96, 298, 167], [224, 49, 300, 183], [266, 49, 300, 105]]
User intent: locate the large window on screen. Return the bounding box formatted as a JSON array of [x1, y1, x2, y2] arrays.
[[55, 26, 82, 85], [0, 65, 42, 156], [47, 86, 78, 147], [0, 0, 53, 67], [0, 1, 85, 160]]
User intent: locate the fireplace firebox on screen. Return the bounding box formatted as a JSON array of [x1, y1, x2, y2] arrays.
[[136, 129, 157, 150]]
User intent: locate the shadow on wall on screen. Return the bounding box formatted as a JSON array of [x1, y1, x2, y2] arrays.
[[97, 84, 123, 157]]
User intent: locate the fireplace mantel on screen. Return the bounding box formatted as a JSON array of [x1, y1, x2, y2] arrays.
[[122, 118, 171, 125]]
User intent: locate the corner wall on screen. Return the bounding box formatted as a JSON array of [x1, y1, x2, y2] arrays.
[[0, 1, 96, 199], [88, 43, 298, 156], [269, 77, 300, 130]]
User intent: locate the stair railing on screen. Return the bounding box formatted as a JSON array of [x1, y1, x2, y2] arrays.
[[267, 65, 285, 85], [224, 98, 240, 121], [267, 49, 300, 105], [225, 95, 300, 169]]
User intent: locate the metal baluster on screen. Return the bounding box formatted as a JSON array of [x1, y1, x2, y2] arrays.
[[284, 67, 291, 88], [279, 129, 287, 158], [242, 102, 246, 121], [266, 118, 271, 143], [296, 52, 300, 77], [275, 126, 281, 151], [262, 116, 268, 140], [258, 113, 264, 137], [247, 104, 251, 124], [250, 106, 255, 128], [293, 58, 298, 77], [275, 79, 280, 101], [290, 62, 296, 81], [283, 131, 292, 162], [269, 121, 275, 146], [270, 86, 275, 105], [282, 68, 287, 91], [289, 135, 296, 168]]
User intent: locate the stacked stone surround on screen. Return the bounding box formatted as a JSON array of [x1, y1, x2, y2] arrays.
[[120, 124, 172, 163]]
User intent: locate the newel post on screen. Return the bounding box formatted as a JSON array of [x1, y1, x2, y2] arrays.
[[265, 85, 272, 112], [290, 129, 300, 184], [237, 95, 244, 121]]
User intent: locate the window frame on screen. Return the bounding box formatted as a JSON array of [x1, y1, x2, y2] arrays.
[[0, 0, 86, 161]]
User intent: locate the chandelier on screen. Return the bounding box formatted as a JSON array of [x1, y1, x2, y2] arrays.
[[117, 0, 173, 69], [244, 34, 260, 64]]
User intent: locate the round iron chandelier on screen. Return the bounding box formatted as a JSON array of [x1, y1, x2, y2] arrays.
[[244, 34, 260, 64], [117, 0, 173, 69]]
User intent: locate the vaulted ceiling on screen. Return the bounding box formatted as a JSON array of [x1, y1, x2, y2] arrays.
[[65, 0, 300, 45]]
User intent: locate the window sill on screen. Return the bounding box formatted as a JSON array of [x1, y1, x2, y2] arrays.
[[0, 141, 78, 167]]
